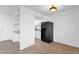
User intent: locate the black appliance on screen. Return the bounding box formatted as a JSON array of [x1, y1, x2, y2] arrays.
[[41, 22, 53, 43]]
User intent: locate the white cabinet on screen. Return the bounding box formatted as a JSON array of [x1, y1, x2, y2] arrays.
[[35, 20, 41, 40], [35, 31, 41, 40]]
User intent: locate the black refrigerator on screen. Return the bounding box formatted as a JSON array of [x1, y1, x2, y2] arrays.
[[41, 22, 53, 43]]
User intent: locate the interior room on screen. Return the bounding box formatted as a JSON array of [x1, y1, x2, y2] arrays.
[[0, 5, 79, 54]]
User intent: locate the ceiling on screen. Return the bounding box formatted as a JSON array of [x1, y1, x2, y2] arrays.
[[0, 5, 19, 16], [0, 5, 79, 17], [25, 5, 79, 16]]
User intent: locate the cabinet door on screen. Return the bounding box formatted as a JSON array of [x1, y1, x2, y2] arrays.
[[0, 24, 2, 41], [35, 31, 41, 39], [1, 23, 8, 41], [0, 16, 13, 42]]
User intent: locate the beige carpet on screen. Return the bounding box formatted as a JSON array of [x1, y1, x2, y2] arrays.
[[0, 39, 79, 54], [21, 39, 79, 54]]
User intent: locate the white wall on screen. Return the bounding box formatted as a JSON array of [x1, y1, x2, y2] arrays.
[[20, 6, 36, 49], [53, 8, 79, 48]]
